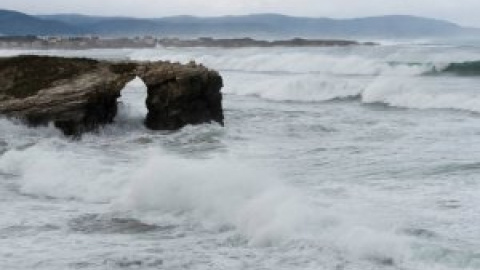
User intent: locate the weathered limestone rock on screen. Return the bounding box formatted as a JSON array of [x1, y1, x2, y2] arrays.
[[0, 55, 224, 135]]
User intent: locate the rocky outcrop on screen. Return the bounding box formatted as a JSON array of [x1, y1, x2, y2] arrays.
[[138, 62, 223, 130], [0, 55, 223, 135]]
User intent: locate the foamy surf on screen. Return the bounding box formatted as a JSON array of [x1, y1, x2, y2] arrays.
[[1, 44, 480, 270], [0, 138, 419, 265]]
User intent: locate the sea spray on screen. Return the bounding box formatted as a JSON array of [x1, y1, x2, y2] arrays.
[[1, 45, 480, 269], [362, 76, 480, 112], [113, 152, 314, 246], [223, 73, 366, 102], [129, 47, 437, 76]]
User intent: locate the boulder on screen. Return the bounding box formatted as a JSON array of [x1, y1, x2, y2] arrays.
[[0, 55, 224, 135]]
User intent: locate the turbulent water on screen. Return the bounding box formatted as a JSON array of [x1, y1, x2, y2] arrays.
[[1, 43, 480, 270]]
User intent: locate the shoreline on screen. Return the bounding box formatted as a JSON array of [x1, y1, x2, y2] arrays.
[[0, 36, 377, 50]]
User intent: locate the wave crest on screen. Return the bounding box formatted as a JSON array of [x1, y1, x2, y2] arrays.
[[440, 60, 480, 75], [224, 73, 480, 113]]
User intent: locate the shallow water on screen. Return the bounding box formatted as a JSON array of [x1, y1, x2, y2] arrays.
[[1, 44, 480, 269]]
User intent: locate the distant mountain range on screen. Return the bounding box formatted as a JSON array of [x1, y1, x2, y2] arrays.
[[0, 9, 478, 38]]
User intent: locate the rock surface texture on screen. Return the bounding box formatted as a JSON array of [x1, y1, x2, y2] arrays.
[[0, 55, 224, 135]]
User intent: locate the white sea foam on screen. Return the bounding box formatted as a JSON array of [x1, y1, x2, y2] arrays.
[[222, 72, 480, 114], [0, 140, 134, 202], [0, 140, 413, 260], [223, 73, 367, 102], [1, 45, 480, 270], [361, 77, 480, 112], [0, 144, 308, 246], [129, 47, 436, 76], [125, 46, 480, 113], [221, 72, 480, 116], [114, 153, 315, 246]]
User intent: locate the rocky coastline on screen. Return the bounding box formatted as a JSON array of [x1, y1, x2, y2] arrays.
[[0, 36, 377, 50], [0, 55, 224, 136]]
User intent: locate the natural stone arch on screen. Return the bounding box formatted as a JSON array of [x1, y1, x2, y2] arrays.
[[0, 56, 224, 136]]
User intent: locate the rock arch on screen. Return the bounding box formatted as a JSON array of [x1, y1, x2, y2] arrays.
[[0, 56, 224, 136]]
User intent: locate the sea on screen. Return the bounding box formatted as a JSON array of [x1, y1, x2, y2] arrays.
[[1, 40, 480, 270]]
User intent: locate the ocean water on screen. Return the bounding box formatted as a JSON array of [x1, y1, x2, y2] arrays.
[[1, 43, 480, 270]]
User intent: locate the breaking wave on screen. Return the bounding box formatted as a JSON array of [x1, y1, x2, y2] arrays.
[[385, 60, 480, 76], [361, 77, 480, 112], [4, 139, 468, 268], [223, 73, 366, 102], [1, 45, 480, 270], [128, 48, 480, 113], [0, 140, 310, 246], [0, 138, 414, 263], [127, 48, 446, 76], [223, 72, 480, 113], [440, 60, 480, 75], [126, 47, 480, 77]]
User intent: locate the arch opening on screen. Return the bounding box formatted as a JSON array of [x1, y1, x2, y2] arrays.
[[117, 76, 148, 126]]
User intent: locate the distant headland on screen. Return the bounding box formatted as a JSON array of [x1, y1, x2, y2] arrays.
[[0, 9, 478, 38]]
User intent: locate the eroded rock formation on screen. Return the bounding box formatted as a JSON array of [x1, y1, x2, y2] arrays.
[[0, 55, 223, 135]]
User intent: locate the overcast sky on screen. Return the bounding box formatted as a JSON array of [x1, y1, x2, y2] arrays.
[[2, 0, 479, 27]]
